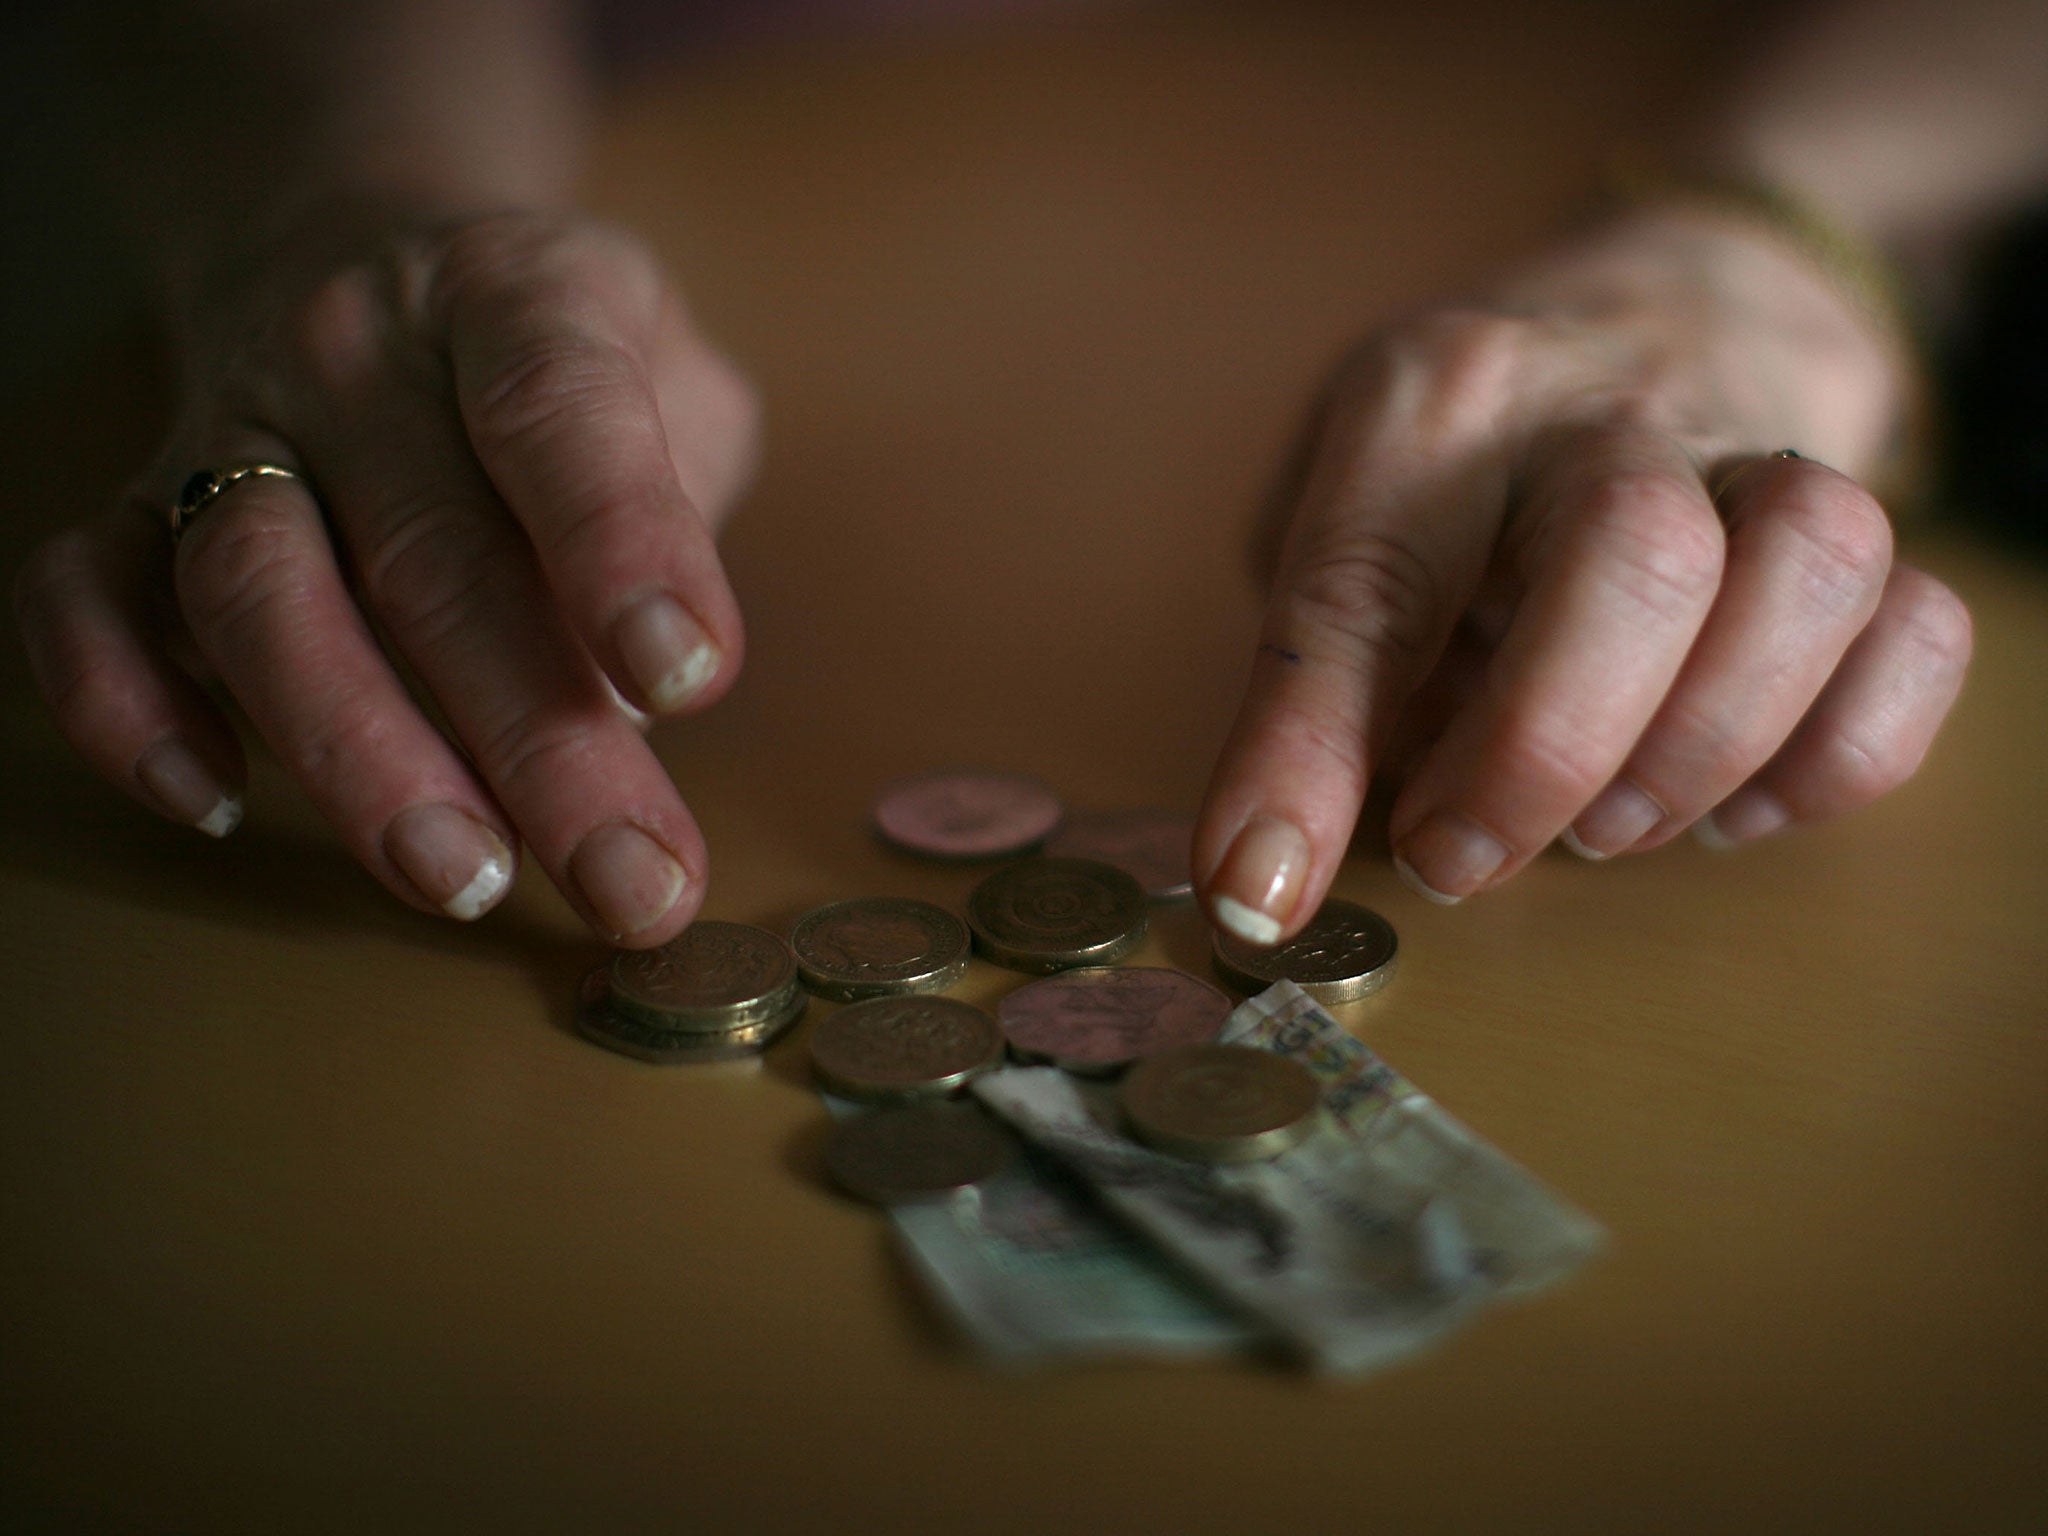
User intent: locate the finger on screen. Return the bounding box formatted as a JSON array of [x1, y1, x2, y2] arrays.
[[13, 498, 246, 835], [1386, 423, 1727, 901], [433, 220, 745, 718], [313, 379, 708, 947], [170, 440, 520, 922], [647, 298, 762, 531], [1564, 453, 1893, 856], [1695, 562, 1971, 845], [1194, 318, 1518, 942]]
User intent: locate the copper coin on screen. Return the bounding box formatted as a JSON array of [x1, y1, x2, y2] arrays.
[[1046, 808, 1195, 901], [809, 995, 1005, 1101], [574, 969, 806, 1064], [1211, 898, 1398, 1004], [965, 857, 1148, 974], [608, 921, 801, 1031], [872, 769, 1065, 860], [823, 1102, 1015, 1205], [789, 896, 971, 1002], [997, 966, 1232, 1075], [1119, 1043, 1322, 1163]]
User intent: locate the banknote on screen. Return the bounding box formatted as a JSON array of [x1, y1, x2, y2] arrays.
[[971, 982, 1604, 1375], [1218, 979, 1606, 1300], [823, 1097, 1257, 1364]]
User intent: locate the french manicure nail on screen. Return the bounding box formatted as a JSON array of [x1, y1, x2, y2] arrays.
[[1695, 789, 1792, 850], [135, 735, 242, 837], [1392, 811, 1508, 903], [614, 594, 720, 713], [1208, 816, 1310, 944], [385, 803, 514, 920], [570, 821, 687, 940], [1566, 780, 1667, 859]]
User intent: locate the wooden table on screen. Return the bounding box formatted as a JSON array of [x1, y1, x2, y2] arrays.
[[4, 4, 2043, 1529]]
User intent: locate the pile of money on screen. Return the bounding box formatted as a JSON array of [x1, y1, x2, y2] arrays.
[[568, 771, 1603, 1375], [577, 920, 809, 1062]]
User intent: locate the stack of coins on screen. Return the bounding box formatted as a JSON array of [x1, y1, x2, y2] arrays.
[[576, 921, 808, 1063], [1212, 897, 1399, 1003], [965, 857, 1148, 974], [789, 896, 971, 1001]]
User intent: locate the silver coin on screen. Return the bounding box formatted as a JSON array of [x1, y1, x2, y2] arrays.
[[789, 897, 971, 1002], [1046, 808, 1195, 901], [608, 921, 801, 1032], [997, 966, 1232, 1075], [1211, 897, 1398, 1004], [872, 769, 1065, 860], [574, 969, 806, 1063], [809, 995, 1004, 1101], [965, 857, 1148, 974], [824, 1102, 1015, 1205]]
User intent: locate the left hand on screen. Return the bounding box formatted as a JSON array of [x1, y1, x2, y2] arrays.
[[1193, 204, 1973, 941]]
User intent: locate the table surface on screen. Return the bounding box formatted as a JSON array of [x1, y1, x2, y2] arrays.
[[3, 4, 2044, 1530]]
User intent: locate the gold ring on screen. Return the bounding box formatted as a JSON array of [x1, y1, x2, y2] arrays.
[[1709, 447, 1804, 504], [169, 464, 301, 540]]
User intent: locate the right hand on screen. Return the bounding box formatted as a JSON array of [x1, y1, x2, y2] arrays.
[[14, 205, 762, 945]]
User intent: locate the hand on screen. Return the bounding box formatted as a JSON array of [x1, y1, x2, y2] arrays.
[[14, 204, 761, 945], [1194, 205, 1973, 941]]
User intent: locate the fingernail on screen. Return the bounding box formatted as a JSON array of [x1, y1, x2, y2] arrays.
[[1565, 780, 1667, 860], [1392, 812, 1508, 903], [570, 821, 688, 939], [135, 735, 242, 837], [614, 594, 720, 713], [385, 803, 514, 920], [1695, 789, 1792, 850], [1207, 817, 1311, 944]]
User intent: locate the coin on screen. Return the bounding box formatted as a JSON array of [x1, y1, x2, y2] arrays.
[[608, 920, 803, 1032], [997, 966, 1233, 1075], [1211, 897, 1399, 1004], [823, 1102, 1015, 1205], [1046, 808, 1195, 901], [872, 769, 1064, 860], [964, 857, 1148, 974], [1119, 1043, 1322, 1163], [789, 896, 971, 1002], [809, 995, 1005, 1101], [574, 969, 806, 1063]]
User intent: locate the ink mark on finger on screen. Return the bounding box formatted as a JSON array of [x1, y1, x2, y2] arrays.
[[1260, 644, 1302, 664]]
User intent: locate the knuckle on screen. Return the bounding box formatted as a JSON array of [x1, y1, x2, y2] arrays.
[[477, 711, 605, 803], [1282, 530, 1442, 676], [1568, 472, 1725, 625], [1404, 311, 1527, 445], [359, 499, 506, 649], [1774, 481, 1894, 618], [1333, 308, 1527, 447], [177, 501, 313, 642], [1492, 711, 1615, 805], [12, 529, 95, 634], [288, 685, 398, 787], [1890, 568, 1974, 674], [1652, 694, 1763, 789], [14, 535, 105, 727], [278, 264, 387, 395], [1809, 722, 1910, 810], [467, 341, 639, 459]]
